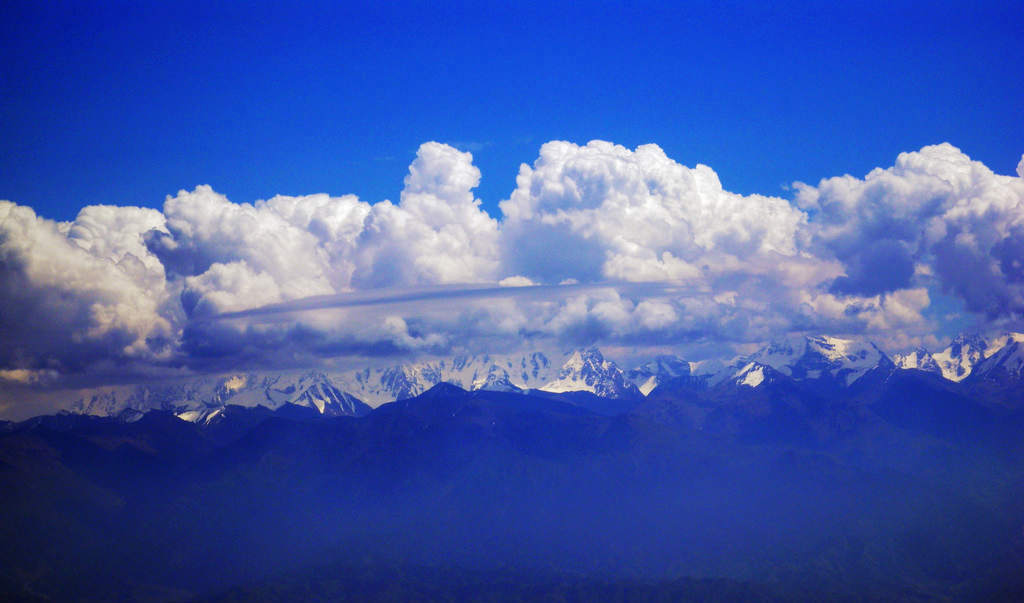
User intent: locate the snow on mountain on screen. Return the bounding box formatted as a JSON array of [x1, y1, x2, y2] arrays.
[[67, 349, 640, 420], [703, 359, 792, 390], [930, 334, 989, 382], [540, 348, 641, 399], [922, 332, 1024, 382], [687, 358, 736, 385], [444, 353, 555, 392], [292, 374, 372, 417], [68, 332, 1024, 422], [746, 335, 893, 387], [175, 407, 221, 424], [70, 378, 224, 417], [985, 332, 1024, 357], [198, 371, 372, 418], [69, 371, 370, 422], [893, 347, 943, 376], [337, 349, 646, 402], [969, 339, 1024, 383], [340, 365, 435, 405], [626, 355, 693, 395], [731, 362, 770, 388], [336, 352, 557, 404]]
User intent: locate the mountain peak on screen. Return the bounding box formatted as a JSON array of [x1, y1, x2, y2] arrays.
[[730, 361, 781, 388], [894, 347, 942, 376], [292, 378, 371, 417], [541, 348, 640, 399], [626, 355, 692, 395], [422, 381, 469, 398], [950, 332, 988, 349], [933, 333, 990, 381], [987, 332, 1024, 357], [563, 347, 605, 367], [750, 334, 891, 386], [969, 339, 1024, 383], [298, 369, 330, 383]]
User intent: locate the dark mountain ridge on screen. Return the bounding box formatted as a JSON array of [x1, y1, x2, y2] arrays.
[[2, 379, 1024, 601]]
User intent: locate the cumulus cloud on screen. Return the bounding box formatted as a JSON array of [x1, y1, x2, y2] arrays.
[[0, 140, 1021, 387], [149, 142, 500, 320], [500, 140, 812, 284], [351, 142, 499, 288], [796, 143, 1024, 318], [148, 185, 366, 315], [0, 202, 175, 372], [492, 140, 938, 345]]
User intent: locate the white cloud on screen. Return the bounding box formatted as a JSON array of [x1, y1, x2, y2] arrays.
[[0, 140, 1021, 388], [499, 140, 811, 286], [150, 185, 357, 315], [498, 275, 536, 287], [150, 142, 500, 317], [0, 201, 175, 370], [352, 142, 500, 287], [796, 143, 1024, 317]]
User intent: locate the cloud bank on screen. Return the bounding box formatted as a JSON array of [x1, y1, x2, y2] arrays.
[[1, 140, 1022, 381]]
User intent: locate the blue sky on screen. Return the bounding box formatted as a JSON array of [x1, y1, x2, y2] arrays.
[[2, 1, 1021, 220], [1, 0, 1024, 393]]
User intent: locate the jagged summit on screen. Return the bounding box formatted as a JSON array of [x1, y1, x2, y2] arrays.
[[897, 332, 1024, 383], [893, 347, 943, 376], [930, 333, 989, 382], [969, 339, 1024, 383], [540, 348, 641, 399], [53, 332, 1024, 423], [747, 335, 892, 387], [626, 355, 692, 395], [67, 370, 371, 423], [293, 381, 371, 417], [728, 361, 785, 389], [338, 349, 640, 402], [986, 332, 1024, 356], [339, 352, 556, 404]]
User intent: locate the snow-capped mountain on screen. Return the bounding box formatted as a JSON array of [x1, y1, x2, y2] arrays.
[[727, 361, 785, 389], [342, 364, 440, 405], [968, 339, 1024, 384], [744, 335, 893, 387], [893, 347, 943, 376], [336, 349, 645, 402], [194, 371, 372, 417], [899, 332, 1024, 382], [985, 332, 1024, 357], [541, 348, 641, 399], [291, 374, 372, 417], [62, 332, 1024, 423], [70, 371, 371, 422], [445, 352, 556, 391], [70, 378, 223, 418], [64, 349, 643, 421], [626, 355, 693, 395], [336, 352, 557, 404], [930, 334, 989, 382]]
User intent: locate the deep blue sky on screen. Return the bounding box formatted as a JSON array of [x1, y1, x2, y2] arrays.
[[2, 0, 1022, 221]]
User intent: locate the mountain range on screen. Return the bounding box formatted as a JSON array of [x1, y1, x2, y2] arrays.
[[60, 332, 1024, 424], [5, 332, 1024, 600], [4, 352, 1024, 600]]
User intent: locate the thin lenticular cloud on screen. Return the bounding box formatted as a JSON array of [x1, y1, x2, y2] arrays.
[[208, 281, 694, 321]]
